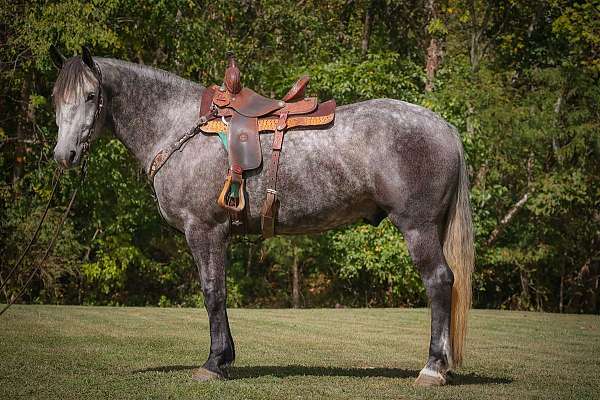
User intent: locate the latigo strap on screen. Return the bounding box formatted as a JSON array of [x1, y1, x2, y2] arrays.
[[261, 112, 288, 237]]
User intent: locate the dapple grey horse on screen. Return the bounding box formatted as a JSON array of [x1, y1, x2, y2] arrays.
[[50, 47, 474, 386]]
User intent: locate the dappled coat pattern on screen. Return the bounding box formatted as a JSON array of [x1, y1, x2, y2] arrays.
[[51, 49, 474, 387]]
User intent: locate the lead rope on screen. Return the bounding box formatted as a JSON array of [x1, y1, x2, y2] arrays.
[[0, 168, 62, 294], [0, 154, 88, 317], [1, 59, 100, 316]]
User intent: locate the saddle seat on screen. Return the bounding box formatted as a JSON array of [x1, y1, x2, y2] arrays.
[[198, 54, 336, 237]]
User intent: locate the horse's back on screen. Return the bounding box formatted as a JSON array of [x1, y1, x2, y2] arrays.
[[154, 97, 463, 234], [255, 98, 463, 233]]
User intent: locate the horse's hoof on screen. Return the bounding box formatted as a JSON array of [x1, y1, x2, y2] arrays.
[[414, 368, 447, 387], [191, 367, 225, 382]]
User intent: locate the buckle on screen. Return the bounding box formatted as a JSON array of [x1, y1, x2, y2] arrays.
[[231, 164, 243, 175]]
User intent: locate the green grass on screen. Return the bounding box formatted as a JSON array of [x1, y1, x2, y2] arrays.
[[1, 306, 599, 399]]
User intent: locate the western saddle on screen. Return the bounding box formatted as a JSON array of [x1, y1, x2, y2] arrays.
[[148, 54, 335, 237], [197, 54, 335, 237]]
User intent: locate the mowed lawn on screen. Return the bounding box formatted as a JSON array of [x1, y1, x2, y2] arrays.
[[1, 306, 599, 400]]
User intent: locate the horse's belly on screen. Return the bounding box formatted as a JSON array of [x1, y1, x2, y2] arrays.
[[274, 197, 380, 234]]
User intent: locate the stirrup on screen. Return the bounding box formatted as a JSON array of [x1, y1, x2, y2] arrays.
[[217, 174, 246, 213]]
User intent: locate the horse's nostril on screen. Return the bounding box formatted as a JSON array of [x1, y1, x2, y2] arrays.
[[69, 150, 76, 163]]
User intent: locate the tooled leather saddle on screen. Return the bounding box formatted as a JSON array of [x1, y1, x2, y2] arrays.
[[149, 54, 335, 237]]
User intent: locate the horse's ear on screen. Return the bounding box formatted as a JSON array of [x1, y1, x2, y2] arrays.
[[50, 45, 66, 69], [81, 46, 95, 71]]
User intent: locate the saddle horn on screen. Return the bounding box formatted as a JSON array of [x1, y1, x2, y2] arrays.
[[224, 52, 242, 95]]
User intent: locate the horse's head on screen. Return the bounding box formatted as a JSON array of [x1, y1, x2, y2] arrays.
[[50, 46, 103, 169]]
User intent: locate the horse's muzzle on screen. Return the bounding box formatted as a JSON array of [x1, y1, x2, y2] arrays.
[[54, 148, 79, 169]]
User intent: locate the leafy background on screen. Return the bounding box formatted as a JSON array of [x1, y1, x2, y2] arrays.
[[1, 0, 598, 313]]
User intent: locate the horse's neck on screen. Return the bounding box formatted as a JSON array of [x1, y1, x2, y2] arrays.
[[98, 58, 203, 171]]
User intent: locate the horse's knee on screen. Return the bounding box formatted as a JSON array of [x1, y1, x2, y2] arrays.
[[202, 282, 226, 313], [204, 292, 226, 313]]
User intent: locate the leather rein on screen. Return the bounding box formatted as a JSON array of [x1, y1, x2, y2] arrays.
[[0, 60, 103, 317], [148, 88, 217, 179]]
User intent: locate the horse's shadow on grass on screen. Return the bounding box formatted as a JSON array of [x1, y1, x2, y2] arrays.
[[133, 365, 512, 385]]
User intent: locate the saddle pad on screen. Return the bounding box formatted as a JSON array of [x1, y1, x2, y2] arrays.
[[200, 100, 336, 134]]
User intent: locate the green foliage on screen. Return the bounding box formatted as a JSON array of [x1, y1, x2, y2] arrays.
[[427, 18, 448, 38], [552, 0, 600, 72], [0, 0, 598, 312], [329, 221, 426, 307], [275, 52, 425, 105]]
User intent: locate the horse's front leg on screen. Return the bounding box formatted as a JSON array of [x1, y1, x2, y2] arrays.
[[185, 224, 235, 381]]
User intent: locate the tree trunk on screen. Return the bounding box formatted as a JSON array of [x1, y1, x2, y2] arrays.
[[339, 0, 356, 44], [470, 32, 481, 73], [425, 38, 442, 92], [486, 191, 531, 246], [0, 270, 8, 302], [425, 0, 443, 92], [291, 248, 301, 308], [386, 275, 394, 306], [520, 270, 530, 309], [467, 0, 492, 74], [559, 271, 564, 313], [361, 1, 373, 57], [246, 242, 253, 278]]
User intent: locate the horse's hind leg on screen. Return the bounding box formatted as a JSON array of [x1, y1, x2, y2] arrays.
[[185, 224, 235, 381], [391, 219, 453, 386]]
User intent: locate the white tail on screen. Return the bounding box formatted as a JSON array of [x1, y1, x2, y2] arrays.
[[442, 138, 475, 367]]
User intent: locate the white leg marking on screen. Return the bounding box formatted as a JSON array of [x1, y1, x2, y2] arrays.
[[441, 336, 453, 369], [418, 366, 447, 385]]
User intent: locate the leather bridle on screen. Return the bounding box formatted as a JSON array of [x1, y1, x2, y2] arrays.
[[81, 61, 104, 158]]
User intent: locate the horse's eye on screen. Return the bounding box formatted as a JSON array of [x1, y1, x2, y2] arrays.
[[86, 92, 95, 102]]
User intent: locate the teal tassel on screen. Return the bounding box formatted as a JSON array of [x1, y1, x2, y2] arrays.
[[217, 131, 228, 150], [230, 182, 240, 198]]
